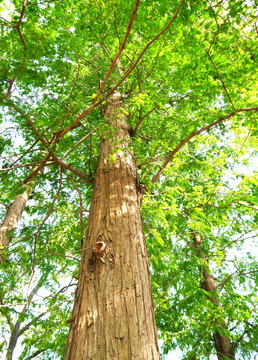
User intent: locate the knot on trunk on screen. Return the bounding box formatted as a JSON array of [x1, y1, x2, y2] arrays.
[[93, 241, 106, 259]]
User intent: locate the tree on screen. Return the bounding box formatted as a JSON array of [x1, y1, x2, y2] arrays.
[[149, 152, 258, 359], [0, 0, 257, 359], [0, 159, 47, 264], [4, 277, 46, 360]]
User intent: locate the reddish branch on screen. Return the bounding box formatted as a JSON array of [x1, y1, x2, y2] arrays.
[[55, 0, 186, 143], [6, 0, 28, 98], [104, 0, 186, 102], [55, 0, 140, 142], [151, 107, 258, 183], [92, 0, 140, 103], [9, 103, 93, 183]]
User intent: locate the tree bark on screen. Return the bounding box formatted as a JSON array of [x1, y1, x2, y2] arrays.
[[193, 233, 235, 360], [0, 154, 53, 264], [64, 93, 160, 360], [0, 184, 33, 265]]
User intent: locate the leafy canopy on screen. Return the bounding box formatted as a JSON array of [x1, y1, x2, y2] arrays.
[[0, 0, 257, 359]]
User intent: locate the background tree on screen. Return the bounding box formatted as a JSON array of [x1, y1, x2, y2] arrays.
[[0, 0, 257, 359], [147, 147, 258, 359]]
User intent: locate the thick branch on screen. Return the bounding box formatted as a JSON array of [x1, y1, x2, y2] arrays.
[[0, 184, 34, 264], [192, 233, 235, 360]]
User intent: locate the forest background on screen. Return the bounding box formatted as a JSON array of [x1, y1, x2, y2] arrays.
[[0, 0, 257, 359]]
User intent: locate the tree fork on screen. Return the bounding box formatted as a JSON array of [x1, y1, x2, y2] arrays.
[[64, 93, 160, 359]]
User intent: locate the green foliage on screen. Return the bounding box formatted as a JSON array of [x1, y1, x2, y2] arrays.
[[0, 0, 257, 358]]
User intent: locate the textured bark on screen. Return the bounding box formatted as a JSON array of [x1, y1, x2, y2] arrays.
[[0, 184, 33, 265], [193, 234, 235, 360], [64, 93, 160, 360]]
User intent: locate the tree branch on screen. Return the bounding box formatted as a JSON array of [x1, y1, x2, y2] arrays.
[[0, 159, 52, 172], [55, 0, 141, 142], [206, 50, 236, 111], [92, 0, 140, 103], [8, 102, 93, 183], [55, 0, 186, 142], [17, 312, 47, 338], [232, 323, 258, 350], [151, 107, 258, 183], [216, 270, 258, 289], [23, 154, 51, 184], [6, 0, 28, 98], [26, 349, 45, 360]]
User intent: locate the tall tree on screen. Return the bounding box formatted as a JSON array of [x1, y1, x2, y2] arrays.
[[64, 92, 160, 359], [0, 0, 257, 359]]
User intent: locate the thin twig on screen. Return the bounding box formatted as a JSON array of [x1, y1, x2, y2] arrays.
[[206, 50, 236, 111], [216, 270, 258, 288]]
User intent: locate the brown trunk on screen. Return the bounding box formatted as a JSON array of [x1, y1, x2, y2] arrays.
[[0, 154, 50, 264], [64, 93, 160, 360], [193, 234, 235, 360], [0, 184, 33, 264]]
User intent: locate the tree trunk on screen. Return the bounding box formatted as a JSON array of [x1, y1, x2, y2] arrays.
[[0, 154, 50, 265], [193, 233, 235, 360], [0, 184, 33, 265], [64, 93, 160, 360]]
